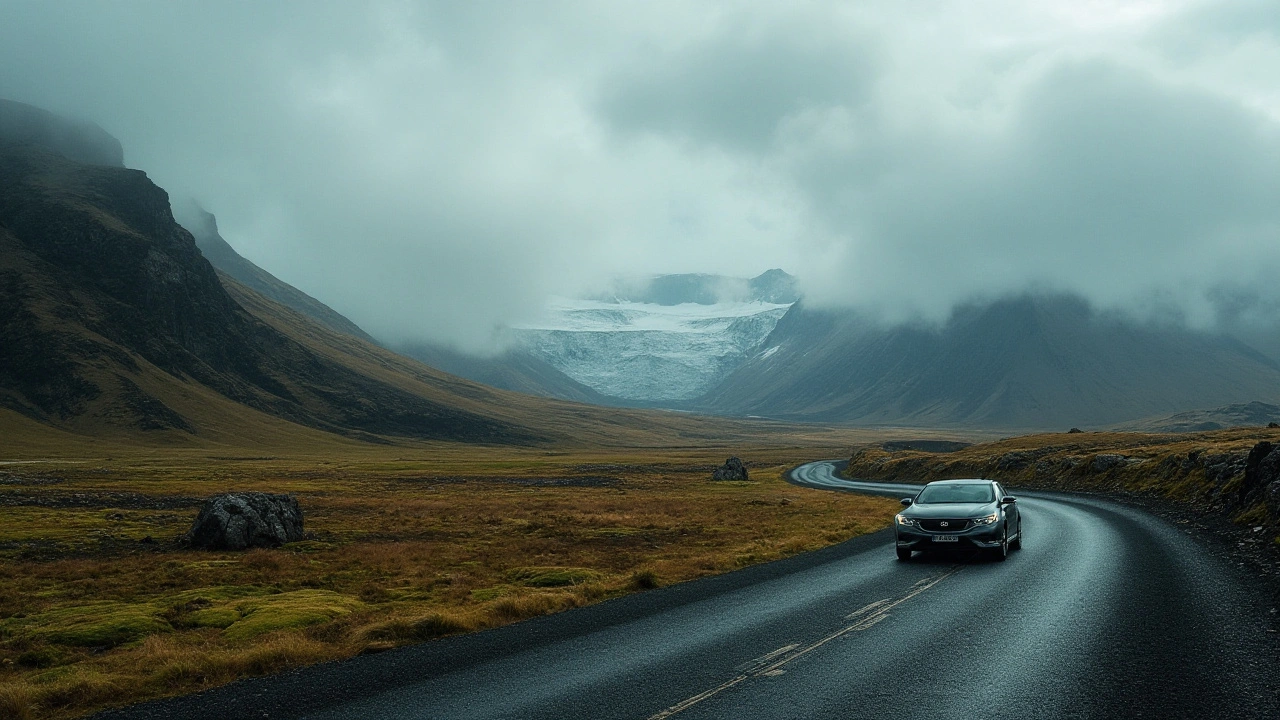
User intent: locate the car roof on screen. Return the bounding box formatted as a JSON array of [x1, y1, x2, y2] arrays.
[[924, 479, 993, 485]]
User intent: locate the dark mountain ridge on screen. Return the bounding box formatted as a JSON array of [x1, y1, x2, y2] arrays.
[[695, 295, 1280, 429], [0, 140, 532, 442]]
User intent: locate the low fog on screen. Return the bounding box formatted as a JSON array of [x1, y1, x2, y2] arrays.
[[1, 1, 1278, 352]]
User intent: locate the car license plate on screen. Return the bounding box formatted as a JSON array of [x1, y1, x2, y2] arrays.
[[934, 535, 959, 543]]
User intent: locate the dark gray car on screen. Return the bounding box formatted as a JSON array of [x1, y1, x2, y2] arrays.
[[894, 479, 1022, 561]]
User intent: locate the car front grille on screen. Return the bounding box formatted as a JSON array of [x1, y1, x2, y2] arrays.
[[919, 519, 970, 532]]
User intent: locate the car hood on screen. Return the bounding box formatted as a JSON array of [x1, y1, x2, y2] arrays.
[[905, 502, 995, 519]]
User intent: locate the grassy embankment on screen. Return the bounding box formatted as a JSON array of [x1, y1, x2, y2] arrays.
[[844, 427, 1280, 532], [0, 426, 923, 720]]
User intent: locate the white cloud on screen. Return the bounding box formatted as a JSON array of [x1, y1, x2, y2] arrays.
[[0, 0, 1277, 349]]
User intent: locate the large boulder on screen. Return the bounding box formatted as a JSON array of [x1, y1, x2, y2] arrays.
[[712, 457, 749, 481], [185, 493, 303, 550], [1242, 442, 1279, 501]]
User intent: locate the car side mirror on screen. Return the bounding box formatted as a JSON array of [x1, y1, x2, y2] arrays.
[[1000, 496, 1017, 504], [900, 498, 913, 506]]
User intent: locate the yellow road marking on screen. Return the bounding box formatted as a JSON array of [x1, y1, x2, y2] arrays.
[[646, 567, 961, 720]]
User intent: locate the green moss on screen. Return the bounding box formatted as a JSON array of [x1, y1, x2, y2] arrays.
[[469, 586, 510, 602], [221, 590, 364, 641], [184, 607, 241, 629], [506, 567, 602, 588], [8, 602, 172, 648]]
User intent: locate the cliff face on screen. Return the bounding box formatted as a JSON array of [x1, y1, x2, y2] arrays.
[[0, 140, 535, 442]]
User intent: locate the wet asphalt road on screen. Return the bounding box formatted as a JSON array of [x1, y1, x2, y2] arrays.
[[99, 461, 1280, 720]]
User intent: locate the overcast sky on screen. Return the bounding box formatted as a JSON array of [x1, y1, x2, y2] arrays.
[[2, 1, 1278, 351]]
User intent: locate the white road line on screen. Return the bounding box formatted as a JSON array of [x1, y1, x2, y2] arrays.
[[844, 598, 892, 620], [646, 567, 961, 719], [734, 644, 800, 673]]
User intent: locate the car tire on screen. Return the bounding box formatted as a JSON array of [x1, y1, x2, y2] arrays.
[[992, 527, 1009, 562], [1010, 521, 1023, 551], [896, 547, 912, 562]]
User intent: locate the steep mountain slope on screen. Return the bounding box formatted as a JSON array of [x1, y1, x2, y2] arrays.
[[171, 200, 607, 406], [696, 295, 1280, 429], [180, 206, 377, 344], [0, 141, 535, 442]]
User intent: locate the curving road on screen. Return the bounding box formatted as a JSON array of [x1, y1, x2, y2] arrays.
[[100, 461, 1280, 720]]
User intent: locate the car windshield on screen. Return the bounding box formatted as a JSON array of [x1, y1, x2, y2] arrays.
[[916, 483, 994, 504]]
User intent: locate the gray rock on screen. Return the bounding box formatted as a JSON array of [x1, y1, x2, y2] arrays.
[[1267, 482, 1280, 522], [712, 457, 749, 481], [185, 492, 303, 550], [1242, 442, 1278, 501], [1090, 454, 1129, 473]]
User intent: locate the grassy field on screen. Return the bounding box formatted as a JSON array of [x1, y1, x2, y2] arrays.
[[0, 433, 928, 720]]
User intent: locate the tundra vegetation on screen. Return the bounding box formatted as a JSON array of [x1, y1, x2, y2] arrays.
[[846, 427, 1280, 537], [0, 433, 907, 720]]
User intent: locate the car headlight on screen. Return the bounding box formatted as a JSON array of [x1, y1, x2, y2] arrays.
[[972, 511, 999, 526], [895, 514, 916, 527]]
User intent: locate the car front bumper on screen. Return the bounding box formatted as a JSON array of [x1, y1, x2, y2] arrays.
[[895, 523, 1005, 550]]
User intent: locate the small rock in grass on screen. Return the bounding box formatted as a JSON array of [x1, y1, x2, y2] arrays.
[[712, 457, 749, 481]]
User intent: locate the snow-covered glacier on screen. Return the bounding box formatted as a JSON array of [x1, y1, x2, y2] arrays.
[[511, 298, 792, 401]]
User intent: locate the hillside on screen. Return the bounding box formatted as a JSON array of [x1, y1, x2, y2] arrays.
[[1118, 401, 1280, 433], [0, 141, 547, 443], [695, 295, 1280, 430], [0, 104, 876, 450], [180, 206, 377, 344]]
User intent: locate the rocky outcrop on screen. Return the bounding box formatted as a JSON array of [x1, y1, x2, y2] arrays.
[[185, 493, 304, 550], [1243, 442, 1280, 506], [712, 457, 749, 481]]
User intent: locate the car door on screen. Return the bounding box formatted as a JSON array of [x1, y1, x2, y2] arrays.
[[996, 482, 1018, 536]]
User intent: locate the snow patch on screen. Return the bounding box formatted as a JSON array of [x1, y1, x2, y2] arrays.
[[510, 298, 793, 401]]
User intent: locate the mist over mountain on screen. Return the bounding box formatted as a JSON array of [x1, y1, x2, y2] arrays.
[[6, 3, 1277, 354], [695, 295, 1280, 430], [0, 98, 122, 168], [5, 95, 1280, 434], [177, 204, 377, 344], [0, 110, 532, 441], [597, 270, 799, 306]]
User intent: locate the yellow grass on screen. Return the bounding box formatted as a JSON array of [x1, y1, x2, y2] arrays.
[[844, 427, 1280, 521], [0, 439, 912, 719]]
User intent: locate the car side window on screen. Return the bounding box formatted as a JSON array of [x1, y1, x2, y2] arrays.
[[994, 482, 1005, 497]]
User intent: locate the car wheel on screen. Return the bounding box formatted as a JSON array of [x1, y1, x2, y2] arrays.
[[1010, 521, 1023, 551], [896, 547, 912, 562], [992, 527, 1009, 562]]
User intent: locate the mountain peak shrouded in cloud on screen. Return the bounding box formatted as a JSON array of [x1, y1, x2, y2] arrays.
[[0, 98, 123, 167], [1, 1, 1278, 352]]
